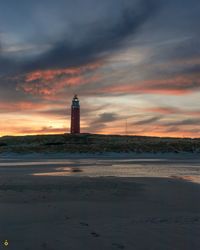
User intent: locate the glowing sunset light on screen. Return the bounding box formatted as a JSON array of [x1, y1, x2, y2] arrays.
[[0, 0, 199, 138]]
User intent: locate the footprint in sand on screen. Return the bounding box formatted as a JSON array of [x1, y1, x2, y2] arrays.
[[80, 222, 89, 226], [91, 231, 100, 237], [192, 217, 199, 222], [112, 243, 125, 249]]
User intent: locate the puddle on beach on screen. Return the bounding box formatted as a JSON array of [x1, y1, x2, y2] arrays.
[[30, 163, 200, 183], [0, 159, 200, 183]]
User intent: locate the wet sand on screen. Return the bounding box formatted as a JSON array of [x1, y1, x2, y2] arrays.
[[0, 158, 200, 250]]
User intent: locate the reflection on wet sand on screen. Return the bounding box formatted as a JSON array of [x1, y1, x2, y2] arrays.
[[171, 175, 200, 183], [30, 163, 200, 184], [32, 167, 82, 176]]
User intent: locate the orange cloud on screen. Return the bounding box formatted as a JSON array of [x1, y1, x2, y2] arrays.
[[25, 62, 101, 82], [19, 74, 100, 97], [18, 62, 101, 97]]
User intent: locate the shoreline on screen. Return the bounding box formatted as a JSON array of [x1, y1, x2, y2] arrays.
[[1, 151, 200, 160]]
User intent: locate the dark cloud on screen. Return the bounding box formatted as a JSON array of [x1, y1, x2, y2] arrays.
[[151, 38, 200, 68], [169, 39, 200, 62], [135, 0, 200, 82], [150, 80, 200, 92], [87, 112, 119, 133], [164, 118, 200, 127], [134, 116, 162, 125], [95, 113, 119, 123], [0, 0, 159, 75]]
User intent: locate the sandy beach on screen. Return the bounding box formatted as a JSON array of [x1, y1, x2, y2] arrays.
[[0, 156, 200, 250]]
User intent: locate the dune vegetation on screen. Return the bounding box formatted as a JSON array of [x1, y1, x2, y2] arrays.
[[0, 133, 200, 154]]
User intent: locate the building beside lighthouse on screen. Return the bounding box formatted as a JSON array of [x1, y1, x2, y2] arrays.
[[70, 95, 80, 134]]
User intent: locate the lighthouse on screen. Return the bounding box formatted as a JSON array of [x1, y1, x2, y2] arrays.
[[70, 95, 80, 134]]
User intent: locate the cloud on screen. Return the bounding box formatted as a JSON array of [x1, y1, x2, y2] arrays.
[[134, 116, 162, 125], [0, 0, 159, 75], [38, 108, 68, 118], [0, 100, 49, 113], [38, 103, 108, 119], [146, 106, 200, 116], [157, 39, 200, 64], [146, 107, 180, 115], [95, 112, 119, 123], [97, 76, 200, 96], [164, 118, 200, 127], [86, 112, 120, 133], [17, 62, 101, 97]]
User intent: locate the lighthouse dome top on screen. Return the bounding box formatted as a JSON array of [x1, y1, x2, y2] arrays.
[[73, 94, 79, 101]]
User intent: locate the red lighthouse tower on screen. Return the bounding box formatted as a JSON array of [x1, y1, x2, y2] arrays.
[[70, 95, 80, 134]]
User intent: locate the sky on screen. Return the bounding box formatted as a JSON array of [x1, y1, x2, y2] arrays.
[[0, 0, 200, 138]]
